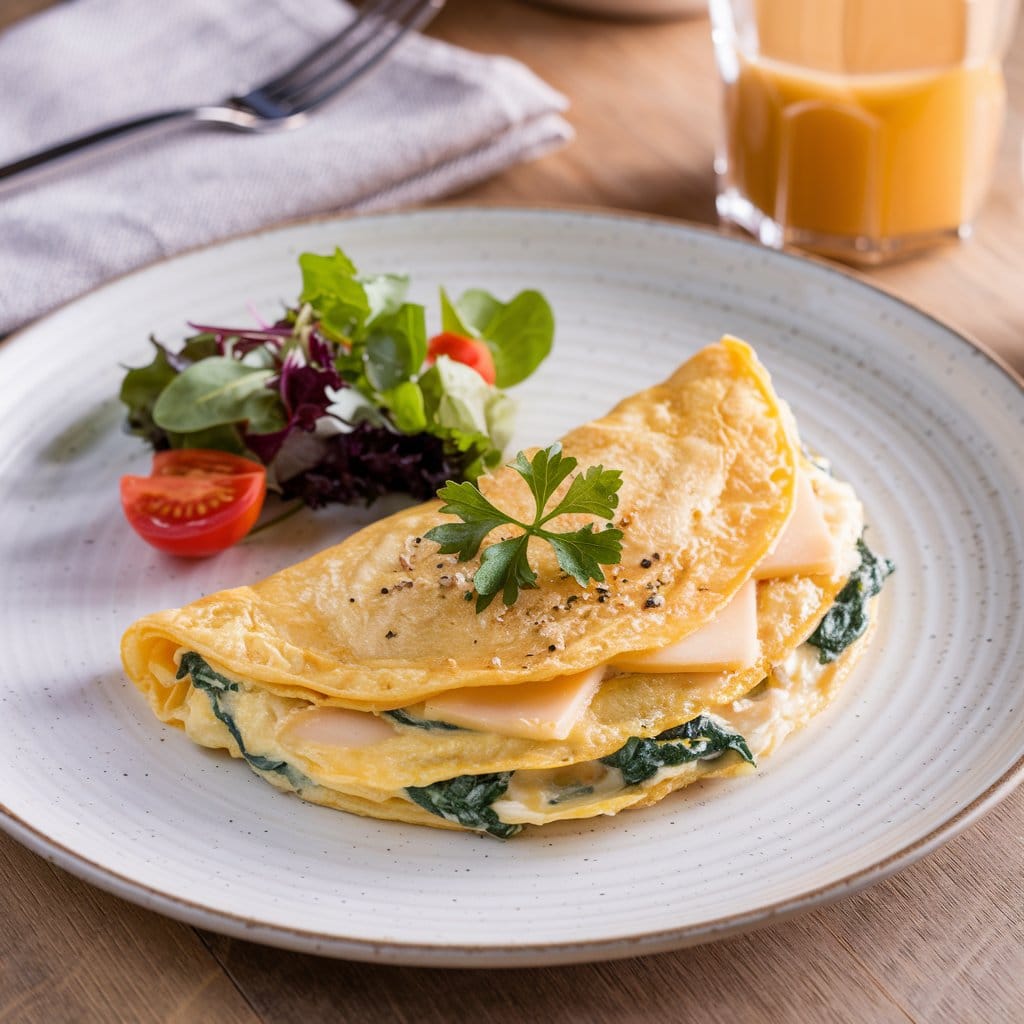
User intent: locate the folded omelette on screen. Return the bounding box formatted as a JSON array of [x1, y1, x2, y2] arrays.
[[122, 337, 893, 837]]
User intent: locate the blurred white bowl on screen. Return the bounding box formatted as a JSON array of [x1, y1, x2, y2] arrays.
[[527, 0, 707, 20]]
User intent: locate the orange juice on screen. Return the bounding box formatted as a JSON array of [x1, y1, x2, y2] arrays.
[[712, 0, 1017, 261]]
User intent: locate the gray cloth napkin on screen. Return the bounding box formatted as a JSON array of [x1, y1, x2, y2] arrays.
[[0, 0, 572, 334]]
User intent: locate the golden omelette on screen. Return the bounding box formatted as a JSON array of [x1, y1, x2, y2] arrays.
[[121, 337, 892, 837]]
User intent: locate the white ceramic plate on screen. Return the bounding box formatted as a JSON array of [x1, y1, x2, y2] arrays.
[[1, 209, 1022, 967]]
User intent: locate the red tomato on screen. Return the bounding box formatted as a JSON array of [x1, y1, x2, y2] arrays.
[[120, 450, 267, 557], [426, 332, 497, 385]]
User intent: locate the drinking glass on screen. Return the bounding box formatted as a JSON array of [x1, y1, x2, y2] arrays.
[[710, 0, 1020, 263]]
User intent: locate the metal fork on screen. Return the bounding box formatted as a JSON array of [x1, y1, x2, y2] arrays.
[[0, 0, 445, 193]]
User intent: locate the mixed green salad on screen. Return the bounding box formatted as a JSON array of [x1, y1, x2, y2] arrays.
[[118, 246, 554, 510]]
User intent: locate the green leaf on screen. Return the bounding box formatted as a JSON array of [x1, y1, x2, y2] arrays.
[[179, 334, 219, 362], [424, 521, 500, 562], [450, 288, 501, 336], [319, 280, 371, 339], [434, 478, 513, 522], [361, 273, 409, 323], [545, 524, 624, 587], [481, 290, 555, 387], [384, 709, 464, 732], [473, 534, 537, 611], [176, 651, 238, 693], [382, 380, 427, 433], [446, 288, 554, 388], [405, 772, 521, 838], [424, 478, 512, 560], [167, 424, 248, 455], [544, 464, 623, 521], [120, 334, 237, 447], [417, 357, 507, 475], [807, 537, 895, 663], [512, 443, 577, 517], [152, 357, 286, 434], [419, 358, 489, 432], [599, 715, 755, 787], [364, 334, 408, 392], [363, 304, 427, 392], [177, 653, 310, 788], [443, 288, 554, 388], [299, 248, 356, 299], [298, 248, 370, 338], [440, 287, 474, 336], [120, 344, 178, 443], [483, 390, 515, 457]]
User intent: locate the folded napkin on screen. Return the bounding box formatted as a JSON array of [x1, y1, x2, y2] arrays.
[[0, 0, 572, 334]]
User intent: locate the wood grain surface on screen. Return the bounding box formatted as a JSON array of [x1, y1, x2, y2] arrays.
[[2, 1, 1023, 1022]]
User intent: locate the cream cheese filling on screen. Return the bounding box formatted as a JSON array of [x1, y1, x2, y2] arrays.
[[491, 642, 834, 825]]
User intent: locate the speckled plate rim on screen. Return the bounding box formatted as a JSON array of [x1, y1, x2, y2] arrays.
[[1, 205, 1022, 968]]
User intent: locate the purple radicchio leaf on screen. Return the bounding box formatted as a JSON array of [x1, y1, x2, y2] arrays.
[[186, 321, 292, 359], [244, 354, 344, 463], [278, 422, 465, 508], [307, 329, 336, 369]]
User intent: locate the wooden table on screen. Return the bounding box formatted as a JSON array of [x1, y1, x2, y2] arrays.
[[2, 2, 1022, 1021]]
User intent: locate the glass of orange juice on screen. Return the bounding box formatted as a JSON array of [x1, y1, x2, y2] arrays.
[[710, 0, 1020, 264]]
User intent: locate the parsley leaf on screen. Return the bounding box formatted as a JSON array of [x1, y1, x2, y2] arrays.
[[474, 534, 538, 610], [424, 442, 624, 611], [547, 526, 622, 588]]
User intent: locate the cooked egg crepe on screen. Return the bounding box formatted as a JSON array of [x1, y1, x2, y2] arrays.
[[123, 338, 797, 710], [121, 337, 893, 837]]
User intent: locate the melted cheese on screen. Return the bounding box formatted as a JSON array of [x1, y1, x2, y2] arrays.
[[610, 580, 759, 673], [422, 666, 605, 741], [754, 471, 838, 578], [278, 707, 396, 750]]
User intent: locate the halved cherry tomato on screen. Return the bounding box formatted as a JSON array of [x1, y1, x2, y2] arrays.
[[426, 332, 497, 386], [120, 449, 267, 557]]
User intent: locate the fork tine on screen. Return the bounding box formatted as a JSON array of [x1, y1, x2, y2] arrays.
[[280, 0, 445, 115], [254, 0, 406, 101]]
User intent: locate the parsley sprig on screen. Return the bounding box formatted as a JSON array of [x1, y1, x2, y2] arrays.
[[424, 443, 624, 612]]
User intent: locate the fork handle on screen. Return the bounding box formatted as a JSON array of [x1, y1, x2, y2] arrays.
[[0, 107, 197, 194]]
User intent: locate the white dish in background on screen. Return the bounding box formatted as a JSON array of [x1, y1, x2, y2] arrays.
[[526, 0, 707, 20], [0, 208, 1021, 966]]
